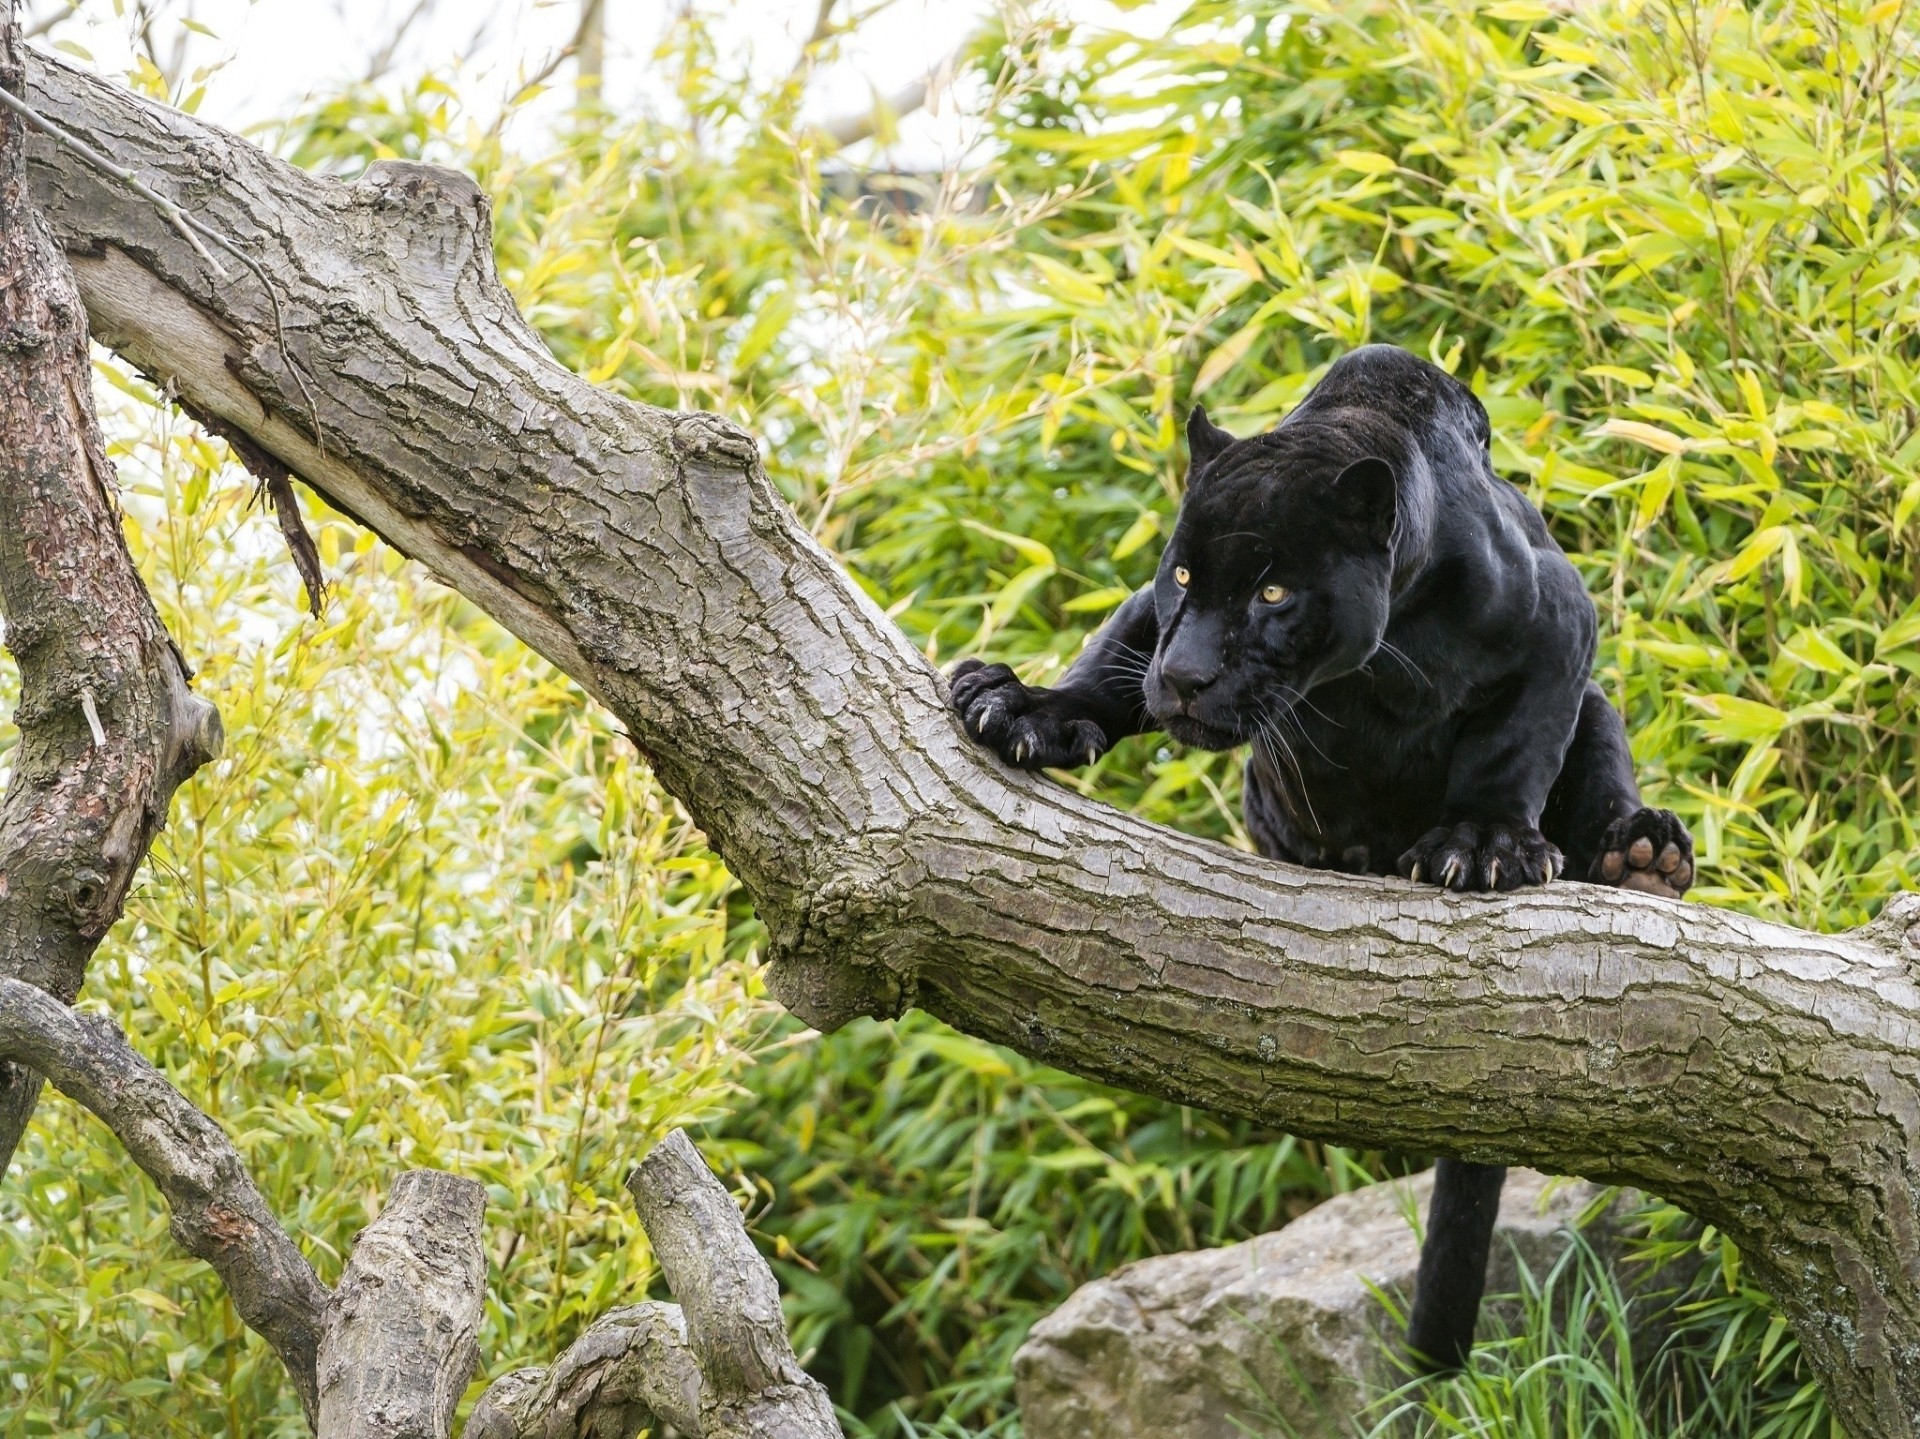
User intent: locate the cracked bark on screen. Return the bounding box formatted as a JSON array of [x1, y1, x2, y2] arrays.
[[318, 1169, 489, 1439], [465, 1303, 704, 1439], [13, 46, 1920, 1437], [625, 1131, 840, 1438], [0, 7, 221, 1176], [469, 1131, 838, 1439]]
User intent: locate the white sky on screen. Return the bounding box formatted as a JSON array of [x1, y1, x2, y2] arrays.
[[33, 0, 1186, 165]]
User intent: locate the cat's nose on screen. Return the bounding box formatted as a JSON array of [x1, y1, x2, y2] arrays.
[[1161, 661, 1219, 704]]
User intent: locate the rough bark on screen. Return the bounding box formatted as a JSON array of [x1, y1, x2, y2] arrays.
[[316, 1169, 489, 1439], [0, 7, 221, 1175], [625, 1131, 841, 1439], [0, 982, 814, 1439], [13, 47, 1920, 1437], [0, 974, 330, 1416], [465, 1303, 704, 1439]]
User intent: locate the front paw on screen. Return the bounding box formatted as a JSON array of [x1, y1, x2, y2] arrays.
[[1592, 808, 1693, 898], [1398, 821, 1562, 893], [947, 659, 1108, 770]]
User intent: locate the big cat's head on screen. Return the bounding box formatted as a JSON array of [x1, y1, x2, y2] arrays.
[[1145, 407, 1398, 748]]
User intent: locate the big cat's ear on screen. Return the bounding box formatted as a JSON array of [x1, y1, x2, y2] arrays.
[[1329, 456, 1397, 549], [1185, 405, 1235, 478]]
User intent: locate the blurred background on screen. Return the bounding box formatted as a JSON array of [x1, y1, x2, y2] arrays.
[[4, 1, 1916, 1436]]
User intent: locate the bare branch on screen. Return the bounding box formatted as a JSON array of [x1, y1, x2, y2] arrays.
[[627, 1132, 841, 1439], [576, 0, 605, 109], [0, 5, 221, 1175], [466, 1303, 704, 1439], [362, 0, 440, 86], [0, 977, 328, 1418], [23, 1, 77, 41], [820, 72, 934, 148], [782, 0, 838, 85], [319, 1169, 488, 1439]]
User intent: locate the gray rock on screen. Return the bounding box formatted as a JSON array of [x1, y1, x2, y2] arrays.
[[1013, 1168, 1618, 1439]]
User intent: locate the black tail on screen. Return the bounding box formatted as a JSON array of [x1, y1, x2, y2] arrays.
[[1406, 1158, 1506, 1370]]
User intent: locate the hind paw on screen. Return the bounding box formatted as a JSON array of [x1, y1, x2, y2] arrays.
[[1592, 808, 1693, 898], [1397, 821, 1561, 893]]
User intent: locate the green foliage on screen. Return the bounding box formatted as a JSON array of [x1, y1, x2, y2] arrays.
[[717, 1014, 1390, 1433], [1338, 1224, 1787, 1439], [6, 0, 1919, 1435], [0, 392, 774, 1434], [1235, 1206, 1841, 1439]]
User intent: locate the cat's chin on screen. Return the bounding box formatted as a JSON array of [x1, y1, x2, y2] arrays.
[[1157, 713, 1245, 751]]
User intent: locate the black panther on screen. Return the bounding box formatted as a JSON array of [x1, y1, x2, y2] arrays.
[[947, 344, 1693, 1369]]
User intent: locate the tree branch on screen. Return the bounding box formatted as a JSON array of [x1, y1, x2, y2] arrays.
[[0, 6, 222, 1177], [469, 1131, 835, 1439], [0, 976, 329, 1418], [626, 1131, 840, 1438], [466, 1303, 705, 1439], [15, 48, 1920, 1437], [318, 1169, 488, 1439]]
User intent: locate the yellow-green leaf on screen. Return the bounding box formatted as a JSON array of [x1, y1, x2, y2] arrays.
[[1335, 149, 1398, 176], [1895, 477, 1920, 534], [1028, 254, 1106, 308], [1583, 364, 1654, 389], [1634, 454, 1680, 534], [961, 519, 1054, 569], [1725, 525, 1788, 582], [1192, 322, 1262, 396], [1064, 586, 1135, 614], [1598, 419, 1689, 455], [1111, 510, 1161, 561], [1877, 597, 1920, 655], [1781, 627, 1854, 674], [1688, 694, 1790, 744], [1483, 1, 1552, 19]]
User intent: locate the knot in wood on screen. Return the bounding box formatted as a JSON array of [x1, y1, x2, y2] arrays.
[[761, 861, 908, 1032], [353, 160, 493, 291], [59, 865, 111, 928], [672, 412, 759, 468], [0, 608, 50, 656], [183, 141, 233, 188], [180, 694, 225, 769], [0, 320, 52, 354], [1877, 892, 1920, 958], [356, 160, 488, 224]]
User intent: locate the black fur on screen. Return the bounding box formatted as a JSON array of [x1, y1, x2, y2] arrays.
[[949, 344, 1695, 1365]]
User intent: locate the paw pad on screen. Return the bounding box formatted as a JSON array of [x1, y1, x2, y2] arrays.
[[1593, 808, 1693, 898]]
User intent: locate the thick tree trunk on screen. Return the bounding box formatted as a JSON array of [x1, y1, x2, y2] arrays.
[[13, 48, 1920, 1437], [0, 8, 220, 1175]]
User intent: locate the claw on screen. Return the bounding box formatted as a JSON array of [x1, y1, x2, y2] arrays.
[[1485, 858, 1500, 889], [1085, 746, 1100, 766], [1013, 739, 1030, 764], [1409, 862, 1423, 883], [1440, 856, 1463, 888]]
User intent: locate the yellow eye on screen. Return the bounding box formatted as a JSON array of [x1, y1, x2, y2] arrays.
[[1261, 584, 1290, 604], [1174, 566, 1191, 587]]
